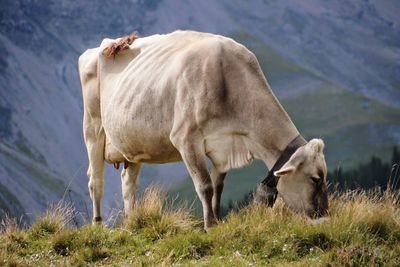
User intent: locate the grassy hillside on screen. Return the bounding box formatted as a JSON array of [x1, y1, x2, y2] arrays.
[[2, 186, 400, 266]]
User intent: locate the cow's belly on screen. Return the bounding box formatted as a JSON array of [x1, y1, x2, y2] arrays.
[[122, 136, 182, 164], [104, 127, 182, 164], [104, 136, 181, 164], [102, 104, 182, 164]]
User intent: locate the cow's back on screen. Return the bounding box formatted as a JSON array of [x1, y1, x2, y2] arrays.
[[97, 31, 292, 167]]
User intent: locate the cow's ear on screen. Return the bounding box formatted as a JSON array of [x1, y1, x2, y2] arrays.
[[309, 139, 325, 154], [274, 166, 295, 177]]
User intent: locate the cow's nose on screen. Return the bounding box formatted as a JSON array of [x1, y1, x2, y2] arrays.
[[310, 205, 329, 219], [253, 183, 278, 207], [306, 201, 328, 219], [316, 208, 328, 218]]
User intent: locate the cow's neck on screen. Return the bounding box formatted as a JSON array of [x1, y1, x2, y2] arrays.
[[261, 133, 301, 170], [251, 90, 303, 170]]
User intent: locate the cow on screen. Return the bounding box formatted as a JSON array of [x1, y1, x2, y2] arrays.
[[78, 30, 328, 230]]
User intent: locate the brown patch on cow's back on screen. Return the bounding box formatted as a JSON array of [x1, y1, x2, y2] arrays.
[[102, 32, 138, 58]]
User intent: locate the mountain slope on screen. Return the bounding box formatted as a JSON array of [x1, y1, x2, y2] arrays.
[[230, 32, 400, 169], [224, 0, 400, 107]]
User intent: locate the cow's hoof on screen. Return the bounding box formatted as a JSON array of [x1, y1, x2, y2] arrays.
[[203, 227, 213, 233], [204, 221, 217, 232], [92, 216, 103, 225], [253, 184, 278, 207]]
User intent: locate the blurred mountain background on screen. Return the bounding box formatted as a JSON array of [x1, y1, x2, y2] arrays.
[[0, 0, 399, 222]]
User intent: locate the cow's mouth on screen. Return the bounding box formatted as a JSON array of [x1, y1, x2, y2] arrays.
[[308, 208, 329, 219]]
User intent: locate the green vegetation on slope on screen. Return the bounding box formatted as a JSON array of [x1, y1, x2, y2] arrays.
[[0, 183, 25, 221], [281, 84, 400, 169], [0, 141, 76, 223], [282, 84, 400, 137], [330, 146, 400, 191], [2, 186, 400, 266]]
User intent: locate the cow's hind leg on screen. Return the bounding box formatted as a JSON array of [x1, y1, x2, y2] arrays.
[[83, 108, 106, 224], [121, 162, 142, 216], [210, 166, 226, 220], [86, 133, 105, 224]]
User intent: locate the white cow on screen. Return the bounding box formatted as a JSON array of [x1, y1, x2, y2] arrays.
[[78, 31, 328, 230]]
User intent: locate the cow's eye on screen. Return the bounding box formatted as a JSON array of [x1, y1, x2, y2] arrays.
[[311, 177, 320, 184]]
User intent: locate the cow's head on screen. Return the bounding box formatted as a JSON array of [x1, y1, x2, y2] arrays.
[[275, 139, 328, 219]]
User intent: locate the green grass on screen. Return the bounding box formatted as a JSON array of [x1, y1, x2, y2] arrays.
[[1, 186, 400, 266]]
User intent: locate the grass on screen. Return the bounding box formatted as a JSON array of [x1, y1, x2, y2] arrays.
[[1, 186, 400, 266]]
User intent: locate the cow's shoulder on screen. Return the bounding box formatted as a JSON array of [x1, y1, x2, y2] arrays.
[[170, 31, 258, 68]]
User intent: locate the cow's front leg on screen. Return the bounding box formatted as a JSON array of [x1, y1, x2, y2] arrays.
[[121, 162, 142, 216], [175, 140, 216, 230], [210, 166, 226, 220]]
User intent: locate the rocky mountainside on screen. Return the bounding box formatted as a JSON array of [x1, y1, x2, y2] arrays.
[[0, 0, 399, 221]]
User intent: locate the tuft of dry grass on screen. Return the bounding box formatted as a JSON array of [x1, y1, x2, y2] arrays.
[[29, 202, 76, 238], [0, 215, 19, 237], [123, 185, 199, 240]]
